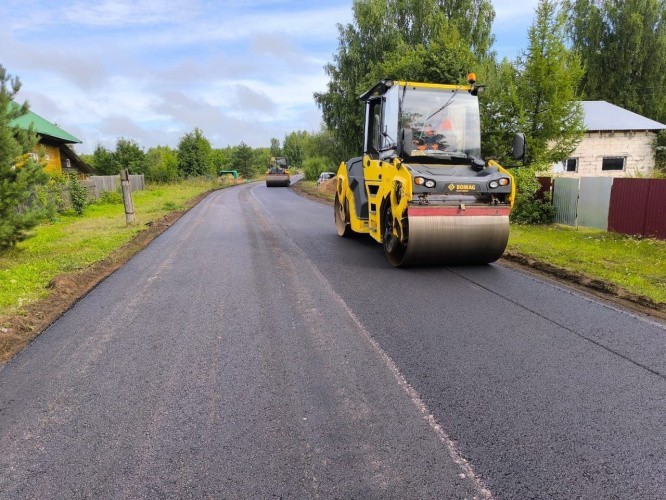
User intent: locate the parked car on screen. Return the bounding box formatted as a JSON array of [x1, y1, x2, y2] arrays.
[[317, 172, 336, 185]]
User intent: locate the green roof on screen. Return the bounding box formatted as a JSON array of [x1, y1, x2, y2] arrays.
[[9, 102, 81, 144]]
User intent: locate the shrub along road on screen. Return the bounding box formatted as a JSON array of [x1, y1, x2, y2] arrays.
[[0, 180, 664, 498]]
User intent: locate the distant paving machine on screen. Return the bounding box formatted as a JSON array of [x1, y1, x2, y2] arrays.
[[265, 156, 291, 187], [334, 75, 525, 267]]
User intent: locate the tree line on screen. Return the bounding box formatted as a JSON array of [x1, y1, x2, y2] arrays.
[[84, 127, 340, 183], [316, 0, 666, 168]]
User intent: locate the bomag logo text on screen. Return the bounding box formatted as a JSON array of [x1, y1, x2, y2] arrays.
[[448, 183, 477, 191]]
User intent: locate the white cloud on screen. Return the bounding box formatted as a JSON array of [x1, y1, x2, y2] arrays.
[[0, 0, 354, 153], [1, 1, 537, 154]]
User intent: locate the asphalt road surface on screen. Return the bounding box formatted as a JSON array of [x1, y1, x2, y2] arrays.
[[1, 179, 664, 499]]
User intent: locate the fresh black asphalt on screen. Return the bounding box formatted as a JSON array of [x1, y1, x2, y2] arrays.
[[0, 179, 664, 499]]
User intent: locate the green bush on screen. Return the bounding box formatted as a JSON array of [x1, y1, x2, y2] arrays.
[[512, 193, 557, 225], [303, 156, 332, 181], [69, 174, 88, 215], [33, 174, 66, 216], [97, 190, 123, 205], [510, 167, 556, 225]]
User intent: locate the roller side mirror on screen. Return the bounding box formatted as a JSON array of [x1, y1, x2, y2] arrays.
[[513, 133, 526, 162]]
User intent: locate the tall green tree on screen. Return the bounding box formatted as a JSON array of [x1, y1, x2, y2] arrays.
[[282, 131, 307, 169], [565, 0, 666, 123], [303, 128, 341, 168], [230, 142, 255, 178], [177, 127, 213, 177], [314, 0, 493, 158], [254, 147, 271, 173], [437, 0, 496, 57], [211, 147, 233, 173], [115, 137, 146, 175], [479, 58, 526, 163], [269, 138, 282, 157], [0, 66, 49, 251], [145, 145, 179, 182], [518, 0, 584, 166], [90, 144, 117, 175]]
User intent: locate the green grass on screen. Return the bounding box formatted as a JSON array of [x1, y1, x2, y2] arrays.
[[508, 225, 666, 303], [0, 178, 217, 315]]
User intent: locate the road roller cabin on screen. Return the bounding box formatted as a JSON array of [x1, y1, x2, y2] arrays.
[[334, 76, 526, 267]]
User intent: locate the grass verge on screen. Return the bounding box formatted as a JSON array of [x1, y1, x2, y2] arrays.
[[506, 225, 665, 304]]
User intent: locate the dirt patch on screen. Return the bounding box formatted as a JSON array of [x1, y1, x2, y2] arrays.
[[290, 181, 666, 323], [318, 177, 338, 197], [0, 190, 212, 365]]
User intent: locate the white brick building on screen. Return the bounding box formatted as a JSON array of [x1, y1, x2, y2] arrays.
[[552, 101, 666, 177]]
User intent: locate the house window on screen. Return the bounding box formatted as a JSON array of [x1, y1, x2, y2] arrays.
[[602, 157, 625, 171], [565, 158, 578, 172]]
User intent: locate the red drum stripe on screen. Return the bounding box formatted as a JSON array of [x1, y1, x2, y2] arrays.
[[408, 206, 511, 217]]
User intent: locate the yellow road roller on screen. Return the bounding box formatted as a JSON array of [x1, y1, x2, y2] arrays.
[[265, 156, 291, 187], [334, 76, 525, 267]]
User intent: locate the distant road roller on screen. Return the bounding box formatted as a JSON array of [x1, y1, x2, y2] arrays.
[[334, 76, 525, 267], [265, 156, 291, 187]]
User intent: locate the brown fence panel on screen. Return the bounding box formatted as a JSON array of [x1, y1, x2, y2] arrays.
[[644, 180, 666, 239], [608, 179, 652, 238]]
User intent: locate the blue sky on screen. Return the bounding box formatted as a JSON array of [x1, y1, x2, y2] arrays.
[[1, 0, 539, 154]]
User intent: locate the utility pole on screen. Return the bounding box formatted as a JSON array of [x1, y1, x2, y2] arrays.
[[120, 169, 135, 225]]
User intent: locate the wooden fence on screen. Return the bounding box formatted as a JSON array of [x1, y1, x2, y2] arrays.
[[84, 174, 145, 200]]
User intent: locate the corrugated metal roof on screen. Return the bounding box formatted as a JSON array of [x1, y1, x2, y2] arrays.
[[581, 101, 666, 131], [9, 102, 81, 144]]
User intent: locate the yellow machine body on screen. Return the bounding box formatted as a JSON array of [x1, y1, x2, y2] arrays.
[[266, 156, 291, 187], [334, 80, 523, 267]]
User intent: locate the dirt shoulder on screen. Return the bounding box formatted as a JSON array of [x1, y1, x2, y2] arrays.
[[292, 179, 666, 324]]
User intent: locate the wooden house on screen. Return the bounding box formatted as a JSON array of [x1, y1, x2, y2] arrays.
[[10, 103, 92, 177]]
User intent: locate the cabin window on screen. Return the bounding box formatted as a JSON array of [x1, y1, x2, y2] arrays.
[[565, 158, 578, 172], [602, 157, 625, 171]]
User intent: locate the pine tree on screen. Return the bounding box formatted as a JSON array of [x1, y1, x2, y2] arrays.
[[230, 142, 255, 178], [518, 0, 584, 166], [177, 128, 213, 178], [0, 65, 49, 251]]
